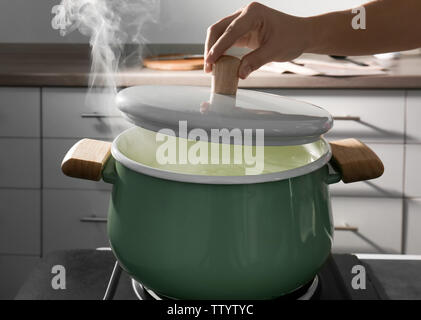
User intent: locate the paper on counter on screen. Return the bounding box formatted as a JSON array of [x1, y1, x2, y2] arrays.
[[260, 58, 387, 77]]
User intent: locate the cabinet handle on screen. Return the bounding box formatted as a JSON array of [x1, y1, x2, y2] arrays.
[[333, 116, 361, 121], [334, 224, 359, 232], [80, 217, 108, 223], [81, 113, 120, 118]]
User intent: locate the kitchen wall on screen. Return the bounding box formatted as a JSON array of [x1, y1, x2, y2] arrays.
[[0, 0, 366, 44]]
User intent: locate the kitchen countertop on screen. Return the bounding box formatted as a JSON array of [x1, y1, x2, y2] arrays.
[[1, 43, 421, 89]]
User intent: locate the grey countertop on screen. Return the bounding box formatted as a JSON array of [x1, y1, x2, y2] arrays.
[[1, 44, 421, 89]]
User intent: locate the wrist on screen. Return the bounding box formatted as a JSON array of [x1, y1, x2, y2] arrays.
[[302, 16, 322, 54]]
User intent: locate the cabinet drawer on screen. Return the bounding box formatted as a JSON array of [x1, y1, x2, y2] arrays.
[[259, 89, 405, 143], [405, 199, 421, 254], [42, 88, 133, 139], [331, 197, 402, 254], [406, 90, 421, 144], [0, 190, 40, 255], [0, 88, 40, 137], [43, 190, 110, 254], [0, 255, 40, 300], [43, 138, 111, 190], [0, 139, 40, 188], [329, 143, 404, 198]]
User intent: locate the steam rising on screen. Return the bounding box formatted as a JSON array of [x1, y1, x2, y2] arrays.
[[51, 0, 159, 111]]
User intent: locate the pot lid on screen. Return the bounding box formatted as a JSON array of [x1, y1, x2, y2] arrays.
[[116, 56, 333, 146]]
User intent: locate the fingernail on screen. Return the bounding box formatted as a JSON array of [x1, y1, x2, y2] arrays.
[[204, 63, 211, 73], [200, 101, 210, 113], [239, 65, 252, 79]]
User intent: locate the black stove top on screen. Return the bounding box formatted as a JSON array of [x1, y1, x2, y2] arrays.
[[14, 249, 390, 300]]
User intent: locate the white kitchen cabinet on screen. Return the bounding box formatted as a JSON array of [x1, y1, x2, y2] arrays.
[[405, 199, 421, 254], [0, 190, 40, 255], [404, 144, 421, 198], [43, 138, 111, 191], [0, 139, 40, 188], [329, 143, 404, 198], [331, 197, 402, 254], [43, 189, 110, 253], [406, 90, 421, 144], [0, 255, 40, 300], [260, 89, 405, 143], [42, 88, 132, 139], [0, 87, 40, 137]]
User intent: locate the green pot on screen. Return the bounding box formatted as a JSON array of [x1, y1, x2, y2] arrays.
[[105, 158, 338, 299], [62, 127, 383, 300]]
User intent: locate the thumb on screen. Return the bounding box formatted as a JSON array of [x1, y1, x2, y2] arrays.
[[238, 46, 272, 79]]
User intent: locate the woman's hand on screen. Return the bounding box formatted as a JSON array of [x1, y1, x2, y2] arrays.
[[204, 2, 311, 79], [205, 0, 421, 79]]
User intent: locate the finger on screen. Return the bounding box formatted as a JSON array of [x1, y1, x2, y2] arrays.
[[200, 101, 210, 114], [205, 10, 242, 56], [238, 46, 273, 79], [204, 11, 241, 72], [206, 11, 256, 65], [233, 33, 253, 48]]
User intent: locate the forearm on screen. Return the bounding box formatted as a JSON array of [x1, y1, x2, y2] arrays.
[[306, 0, 421, 55]]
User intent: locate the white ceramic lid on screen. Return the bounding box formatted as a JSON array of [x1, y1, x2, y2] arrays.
[[116, 85, 333, 146]]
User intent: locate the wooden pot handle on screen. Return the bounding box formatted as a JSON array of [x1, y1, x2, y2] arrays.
[[61, 139, 112, 181], [211, 55, 241, 95], [330, 138, 384, 183]]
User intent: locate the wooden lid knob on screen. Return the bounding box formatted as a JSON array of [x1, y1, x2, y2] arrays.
[[211, 55, 241, 95]]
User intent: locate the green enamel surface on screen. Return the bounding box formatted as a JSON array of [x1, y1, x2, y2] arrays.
[[116, 127, 329, 176], [106, 160, 334, 299]]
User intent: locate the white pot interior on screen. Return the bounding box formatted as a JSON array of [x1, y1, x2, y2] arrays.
[[111, 127, 331, 184]]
